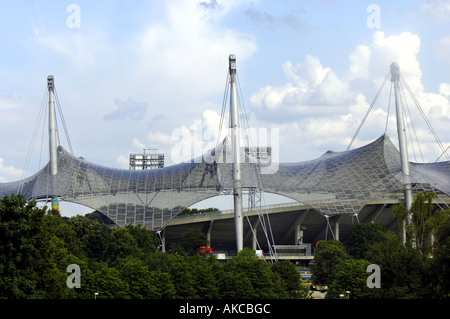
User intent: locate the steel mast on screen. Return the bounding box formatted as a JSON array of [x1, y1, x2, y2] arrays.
[[229, 54, 244, 252], [391, 63, 412, 234], [47, 75, 59, 211]]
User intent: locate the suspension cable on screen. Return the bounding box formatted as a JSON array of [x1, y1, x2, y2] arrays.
[[236, 71, 278, 261], [400, 81, 424, 162], [347, 70, 390, 150], [384, 82, 393, 134], [18, 82, 75, 194], [38, 97, 47, 169], [436, 145, 450, 162], [217, 71, 229, 145], [401, 75, 449, 161], [54, 87, 74, 155], [18, 87, 48, 193]]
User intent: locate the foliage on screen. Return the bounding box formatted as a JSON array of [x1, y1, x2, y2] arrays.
[[428, 217, 450, 298], [2, 192, 449, 299], [394, 192, 450, 254], [310, 192, 450, 299], [177, 207, 219, 216], [272, 261, 312, 299], [177, 228, 208, 256], [327, 259, 371, 299], [344, 223, 386, 259], [366, 231, 430, 298], [310, 240, 349, 286], [0, 194, 64, 298], [221, 248, 288, 299], [0, 194, 309, 299], [85, 210, 116, 226]]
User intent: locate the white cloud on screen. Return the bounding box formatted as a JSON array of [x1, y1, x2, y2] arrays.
[[370, 31, 423, 91], [132, 138, 147, 151], [249, 54, 354, 124], [440, 83, 450, 97], [346, 45, 371, 80], [115, 155, 129, 169], [148, 131, 177, 148], [35, 29, 109, 72], [104, 98, 148, 121], [0, 95, 28, 124], [131, 0, 257, 100], [248, 31, 450, 162], [117, 107, 225, 166], [21, 0, 258, 174], [422, 0, 450, 22], [283, 55, 331, 89], [0, 157, 23, 183], [433, 37, 450, 62]]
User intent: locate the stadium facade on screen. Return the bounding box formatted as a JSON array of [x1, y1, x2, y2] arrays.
[[1, 57, 449, 255]]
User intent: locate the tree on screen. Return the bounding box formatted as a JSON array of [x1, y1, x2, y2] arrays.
[[88, 262, 130, 299], [221, 248, 287, 299], [177, 207, 219, 216], [125, 224, 159, 256], [36, 224, 73, 298], [0, 194, 67, 298], [272, 261, 312, 299], [429, 217, 450, 298], [366, 231, 429, 298], [175, 228, 208, 256], [85, 210, 116, 226], [187, 255, 222, 298], [344, 223, 386, 259], [66, 215, 111, 261], [147, 270, 177, 299], [49, 211, 83, 259], [106, 227, 139, 263], [83, 222, 111, 262], [394, 192, 450, 254], [166, 254, 198, 298], [310, 240, 349, 286], [327, 259, 371, 299], [115, 256, 164, 299]]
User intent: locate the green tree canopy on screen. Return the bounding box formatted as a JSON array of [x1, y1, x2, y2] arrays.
[[3, 193, 449, 299], [429, 217, 450, 298], [0, 194, 63, 298], [180, 228, 208, 256], [310, 240, 349, 286], [366, 231, 429, 298], [327, 259, 371, 299], [271, 261, 312, 299], [344, 223, 386, 259], [394, 192, 450, 254], [221, 248, 288, 299]]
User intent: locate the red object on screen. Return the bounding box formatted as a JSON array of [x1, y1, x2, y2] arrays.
[[197, 246, 213, 254]]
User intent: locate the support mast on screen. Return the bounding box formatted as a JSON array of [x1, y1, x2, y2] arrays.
[[229, 54, 244, 252], [391, 63, 412, 226], [48, 75, 59, 211]]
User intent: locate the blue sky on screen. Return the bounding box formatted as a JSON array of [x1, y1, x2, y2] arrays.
[[1, 0, 450, 215]]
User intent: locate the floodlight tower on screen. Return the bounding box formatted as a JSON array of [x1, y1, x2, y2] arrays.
[[391, 63, 412, 223], [48, 75, 59, 211], [229, 54, 244, 252]]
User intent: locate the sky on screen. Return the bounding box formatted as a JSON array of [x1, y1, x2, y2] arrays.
[[1, 0, 450, 216]]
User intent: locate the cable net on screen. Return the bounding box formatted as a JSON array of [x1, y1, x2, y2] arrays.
[[1, 134, 450, 231]]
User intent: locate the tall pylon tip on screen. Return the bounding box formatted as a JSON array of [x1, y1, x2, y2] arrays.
[[390, 62, 400, 82]]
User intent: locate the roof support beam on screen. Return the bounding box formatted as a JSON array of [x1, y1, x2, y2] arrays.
[[229, 54, 244, 252], [391, 62, 412, 243], [48, 75, 59, 211]]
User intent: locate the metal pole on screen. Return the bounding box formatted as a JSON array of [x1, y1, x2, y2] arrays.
[[391, 63, 412, 228], [48, 75, 59, 211], [229, 54, 244, 252]]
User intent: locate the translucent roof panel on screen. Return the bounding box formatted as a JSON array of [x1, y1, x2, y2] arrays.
[[1, 134, 449, 231]]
